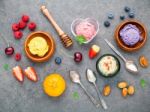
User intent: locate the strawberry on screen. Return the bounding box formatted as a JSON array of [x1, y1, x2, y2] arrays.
[[24, 67, 38, 82], [89, 45, 100, 59], [12, 66, 24, 82]]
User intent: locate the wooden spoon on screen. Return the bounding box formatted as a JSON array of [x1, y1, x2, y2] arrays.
[[41, 5, 73, 48]]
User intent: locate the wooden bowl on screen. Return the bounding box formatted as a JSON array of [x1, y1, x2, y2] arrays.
[[24, 31, 55, 62], [114, 19, 147, 52]]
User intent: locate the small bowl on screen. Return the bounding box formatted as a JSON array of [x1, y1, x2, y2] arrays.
[[24, 31, 55, 62], [114, 19, 147, 52], [71, 18, 99, 44]]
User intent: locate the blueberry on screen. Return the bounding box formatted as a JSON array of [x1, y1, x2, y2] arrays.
[[128, 12, 135, 18], [124, 6, 131, 12], [120, 15, 125, 20], [104, 21, 110, 27], [108, 13, 114, 19], [55, 57, 62, 65]]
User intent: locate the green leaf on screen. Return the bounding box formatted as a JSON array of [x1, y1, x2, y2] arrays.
[[75, 35, 86, 45], [140, 79, 147, 88]]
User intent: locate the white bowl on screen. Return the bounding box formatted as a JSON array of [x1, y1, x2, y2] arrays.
[[71, 18, 99, 44]]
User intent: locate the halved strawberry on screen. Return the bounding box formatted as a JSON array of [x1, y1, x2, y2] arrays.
[[12, 66, 24, 82], [89, 45, 100, 59], [24, 67, 38, 82]]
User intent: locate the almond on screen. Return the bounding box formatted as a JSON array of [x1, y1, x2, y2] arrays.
[[139, 56, 149, 68], [128, 86, 135, 95], [103, 85, 111, 96], [117, 82, 128, 89], [122, 88, 128, 97]]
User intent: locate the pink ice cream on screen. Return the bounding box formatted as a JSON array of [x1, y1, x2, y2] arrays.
[[75, 21, 96, 40]]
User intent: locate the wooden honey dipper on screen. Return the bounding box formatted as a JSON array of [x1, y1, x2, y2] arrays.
[[41, 5, 73, 48]]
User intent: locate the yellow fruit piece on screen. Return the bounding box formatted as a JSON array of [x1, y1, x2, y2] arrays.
[[103, 85, 111, 96], [122, 88, 128, 97], [128, 86, 135, 95], [117, 82, 128, 89], [139, 56, 149, 68], [43, 73, 66, 97]]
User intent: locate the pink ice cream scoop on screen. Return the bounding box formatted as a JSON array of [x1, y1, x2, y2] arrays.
[[120, 24, 142, 46], [75, 21, 96, 40]]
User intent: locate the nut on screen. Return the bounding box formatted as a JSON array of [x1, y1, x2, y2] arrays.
[[122, 88, 128, 97], [103, 85, 111, 96], [128, 86, 135, 95], [117, 82, 128, 89], [139, 56, 149, 68]]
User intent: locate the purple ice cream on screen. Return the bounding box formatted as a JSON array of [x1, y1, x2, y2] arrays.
[[120, 24, 142, 46]]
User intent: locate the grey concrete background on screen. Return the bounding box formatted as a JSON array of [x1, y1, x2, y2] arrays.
[[0, 0, 150, 112]]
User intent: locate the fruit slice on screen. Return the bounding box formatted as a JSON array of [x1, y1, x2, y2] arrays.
[[12, 66, 24, 82], [24, 67, 38, 82], [89, 45, 100, 59], [43, 73, 66, 97]]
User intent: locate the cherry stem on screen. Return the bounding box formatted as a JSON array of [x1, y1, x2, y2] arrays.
[[60, 49, 73, 58], [0, 34, 9, 47]]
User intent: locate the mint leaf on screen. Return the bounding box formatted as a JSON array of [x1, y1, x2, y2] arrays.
[[75, 35, 86, 45]]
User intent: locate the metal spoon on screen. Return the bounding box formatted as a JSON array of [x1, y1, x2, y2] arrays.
[[86, 69, 108, 110], [69, 71, 100, 108], [104, 39, 138, 74]]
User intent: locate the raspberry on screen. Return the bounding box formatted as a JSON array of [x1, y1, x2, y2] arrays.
[[14, 31, 23, 39], [12, 23, 19, 31], [15, 53, 21, 61], [28, 22, 36, 31], [22, 15, 30, 23], [19, 20, 27, 29]]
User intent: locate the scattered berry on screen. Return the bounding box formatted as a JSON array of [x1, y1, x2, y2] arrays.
[[5, 46, 14, 55], [12, 23, 19, 31], [19, 20, 27, 29], [124, 6, 131, 12], [15, 53, 21, 61], [28, 22, 36, 31], [104, 21, 110, 27], [22, 15, 30, 23], [12, 66, 24, 82], [128, 12, 135, 18], [108, 13, 114, 19], [55, 57, 62, 65], [120, 15, 125, 20], [14, 31, 23, 39], [74, 52, 82, 62]]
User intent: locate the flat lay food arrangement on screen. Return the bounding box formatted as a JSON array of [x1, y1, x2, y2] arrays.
[[0, 0, 150, 112]]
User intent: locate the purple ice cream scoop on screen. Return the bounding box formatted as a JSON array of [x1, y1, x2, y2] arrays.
[[120, 24, 142, 46]]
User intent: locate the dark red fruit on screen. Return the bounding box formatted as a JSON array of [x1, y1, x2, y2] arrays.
[[28, 22, 36, 31], [19, 20, 27, 29], [14, 31, 23, 39], [12, 23, 19, 31], [15, 53, 21, 61], [22, 15, 30, 23], [5, 46, 14, 55], [74, 52, 82, 62]]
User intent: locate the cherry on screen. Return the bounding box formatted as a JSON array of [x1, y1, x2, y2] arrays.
[[5, 46, 14, 55], [74, 52, 82, 62]]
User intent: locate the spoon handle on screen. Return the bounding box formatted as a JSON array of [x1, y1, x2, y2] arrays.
[[94, 83, 108, 110], [104, 39, 126, 62], [79, 82, 100, 108]]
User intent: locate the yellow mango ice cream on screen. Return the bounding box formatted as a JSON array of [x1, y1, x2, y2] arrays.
[[28, 37, 49, 57]]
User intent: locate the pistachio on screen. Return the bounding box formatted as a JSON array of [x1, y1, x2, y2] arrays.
[[117, 82, 128, 89], [103, 85, 111, 96], [139, 56, 149, 68], [122, 88, 128, 97], [128, 86, 135, 95]]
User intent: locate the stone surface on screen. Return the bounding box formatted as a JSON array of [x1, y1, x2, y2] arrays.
[[0, 0, 150, 112]]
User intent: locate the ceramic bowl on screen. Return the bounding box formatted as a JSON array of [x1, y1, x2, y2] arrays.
[[24, 31, 55, 62], [114, 19, 147, 52], [71, 18, 99, 44]]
